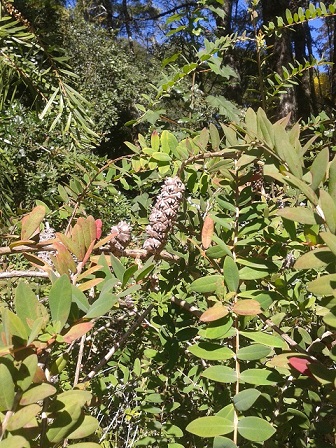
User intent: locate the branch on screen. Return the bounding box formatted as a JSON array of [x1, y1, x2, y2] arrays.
[[0, 243, 179, 262], [137, 2, 199, 21], [83, 304, 154, 382], [0, 270, 48, 279]]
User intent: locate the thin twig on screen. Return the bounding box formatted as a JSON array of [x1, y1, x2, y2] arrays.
[[0, 243, 180, 262], [83, 304, 154, 382], [0, 270, 49, 279]]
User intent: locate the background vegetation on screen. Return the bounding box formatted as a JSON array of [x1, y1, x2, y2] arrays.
[[0, 1, 335, 447]]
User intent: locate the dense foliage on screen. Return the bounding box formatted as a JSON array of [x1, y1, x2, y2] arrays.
[[0, 1, 336, 448]]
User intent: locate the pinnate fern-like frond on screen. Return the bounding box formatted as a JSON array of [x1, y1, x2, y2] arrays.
[[0, 0, 97, 144]]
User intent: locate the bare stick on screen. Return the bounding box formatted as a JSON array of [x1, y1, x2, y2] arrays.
[[83, 304, 154, 382], [0, 270, 48, 279]]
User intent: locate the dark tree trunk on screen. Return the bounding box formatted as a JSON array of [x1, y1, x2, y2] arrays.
[[261, 0, 297, 121], [214, 0, 234, 35], [291, 0, 317, 120]]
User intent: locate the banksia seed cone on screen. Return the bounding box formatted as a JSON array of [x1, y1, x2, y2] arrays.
[[110, 221, 132, 253], [143, 176, 185, 253]]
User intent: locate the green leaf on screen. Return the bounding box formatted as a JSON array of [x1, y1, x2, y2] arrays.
[[49, 274, 72, 329], [310, 147, 329, 190], [307, 274, 336, 296], [233, 389, 261, 411], [188, 342, 234, 361], [151, 130, 160, 152], [85, 292, 118, 319], [15, 281, 47, 332], [277, 207, 318, 225], [210, 123, 221, 151], [21, 205, 46, 240], [20, 384, 57, 406], [17, 354, 38, 392], [320, 232, 336, 256], [190, 275, 224, 293], [240, 331, 285, 348], [213, 436, 237, 448], [46, 402, 82, 444], [323, 308, 336, 328], [68, 415, 99, 439], [240, 368, 281, 385], [161, 130, 178, 155], [238, 267, 269, 280], [0, 436, 30, 448], [2, 308, 28, 345], [186, 416, 234, 437], [319, 190, 336, 233], [0, 363, 15, 411], [257, 108, 275, 149], [151, 152, 171, 162], [237, 417, 275, 442], [71, 285, 90, 312], [206, 245, 229, 259], [237, 344, 271, 361], [110, 254, 125, 281], [283, 173, 319, 206], [224, 257, 239, 292], [122, 264, 138, 287], [7, 403, 41, 431], [328, 155, 336, 202], [202, 366, 237, 383], [294, 248, 334, 270], [199, 315, 234, 340]]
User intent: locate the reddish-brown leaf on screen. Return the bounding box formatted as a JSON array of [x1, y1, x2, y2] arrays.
[[63, 322, 94, 344], [200, 304, 229, 322], [202, 215, 214, 249], [95, 219, 103, 240], [232, 299, 261, 316], [288, 357, 311, 375], [53, 242, 77, 275]]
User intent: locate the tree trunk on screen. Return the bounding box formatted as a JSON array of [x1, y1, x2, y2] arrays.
[[261, 0, 297, 121]]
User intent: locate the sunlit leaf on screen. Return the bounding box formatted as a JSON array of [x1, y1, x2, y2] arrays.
[[186, 416, 233, 437], [21, 205, 46, 240], [7, 404, 41, 431], [202, 366, 237, 383], [202, 215, 214, 249], [232, 299, 261, 316], [0, 363, 15, 411], [188, 342, 234, 361], [49, 274, 72, 328], [200, 303, 229, 322], [63, 322, 94, 344], [237, 417, 275, 442], [190, 275, 224, 293], [237, 344, 271, 361], [233, 389, 261, 411]]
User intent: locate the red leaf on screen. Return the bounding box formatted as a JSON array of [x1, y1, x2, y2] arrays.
[[288, 357, 311, 375], [63, 322, 94, 344], [95, 219, 103, 240]]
